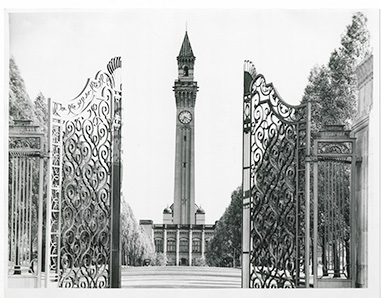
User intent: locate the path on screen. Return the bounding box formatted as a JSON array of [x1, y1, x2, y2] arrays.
[[122, 266, 241, 288]]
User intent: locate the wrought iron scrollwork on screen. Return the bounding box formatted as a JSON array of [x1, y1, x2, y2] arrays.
[[9, 136, 41, 150], [318, 142, 352, 155], [243, 61, 308, 288], [60, 105, 111, 288], [47, 57, 121, 288]]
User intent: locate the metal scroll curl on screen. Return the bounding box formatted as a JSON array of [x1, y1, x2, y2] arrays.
[[243, 61, 307, 288]]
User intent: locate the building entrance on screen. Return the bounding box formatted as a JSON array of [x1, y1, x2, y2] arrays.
[[180, 258, 188, 266]]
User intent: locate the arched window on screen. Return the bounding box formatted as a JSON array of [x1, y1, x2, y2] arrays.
[[183, 65, 189, 76], [155, 239, 163, 253], [167, 239, 176, 252], [180, 239, 188, 252], [192, 239, 201, 253]]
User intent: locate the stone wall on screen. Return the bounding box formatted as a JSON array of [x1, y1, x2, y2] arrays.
[[352, 54, 374, 288]]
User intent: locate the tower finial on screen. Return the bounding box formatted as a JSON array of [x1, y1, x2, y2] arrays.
[[186, 21, 187, 32]]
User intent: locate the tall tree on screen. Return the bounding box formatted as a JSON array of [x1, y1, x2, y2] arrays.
[[302, 12, 371, 130], [33, 92, 48, 131], [9, 57, 35, 123], [206, 186, 242, 267], [120, 198, 155, 266]]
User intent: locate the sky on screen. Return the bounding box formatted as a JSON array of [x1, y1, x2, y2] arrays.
[[6, 9, 379, 225]]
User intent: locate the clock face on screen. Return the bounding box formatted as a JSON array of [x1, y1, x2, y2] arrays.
[[178, 110, 192, 124]]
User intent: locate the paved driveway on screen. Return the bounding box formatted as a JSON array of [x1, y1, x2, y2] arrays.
[[122, 266, 241, 288]]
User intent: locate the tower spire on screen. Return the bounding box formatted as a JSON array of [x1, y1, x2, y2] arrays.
[[178, 31, 195, 58]]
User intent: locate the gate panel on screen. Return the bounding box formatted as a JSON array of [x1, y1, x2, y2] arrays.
[[312, 125, 356, 288], [8, 120, 45, 287], [46, 57, 122, 288], [242, 61, 309, 288]]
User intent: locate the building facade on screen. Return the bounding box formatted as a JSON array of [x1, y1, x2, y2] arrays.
[[140, 31, 215, 266]]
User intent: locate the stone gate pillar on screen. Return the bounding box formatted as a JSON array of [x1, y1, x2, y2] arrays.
[[352, 54, 373, 288]]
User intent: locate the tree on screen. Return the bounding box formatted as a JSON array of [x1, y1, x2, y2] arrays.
[[120, 198, 155, 266], [33, 92, 48, 132], [139, 225, 155, 263], [302, 12, 371, 131], [206, 186, 242, 267], [9, 57, 49, 128], [9, 57, 36, 124]]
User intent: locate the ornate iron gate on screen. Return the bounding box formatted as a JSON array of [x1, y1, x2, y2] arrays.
[[312, 125, 356, 288], [45, 57, 122, 288], [8, 120, 45, 287], [242, 61, 311, 288]]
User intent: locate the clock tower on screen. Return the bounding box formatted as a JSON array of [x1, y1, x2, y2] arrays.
[[173, 31, 198, 225], [140, 31, 214, 267]]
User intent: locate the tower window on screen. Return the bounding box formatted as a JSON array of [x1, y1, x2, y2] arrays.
[[184, 135, 187, 142], [183, 65, 189, 76]]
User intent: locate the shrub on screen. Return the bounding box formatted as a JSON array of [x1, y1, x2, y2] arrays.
[[194, 256, 208, 267], [153, 252, 168, 266]]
